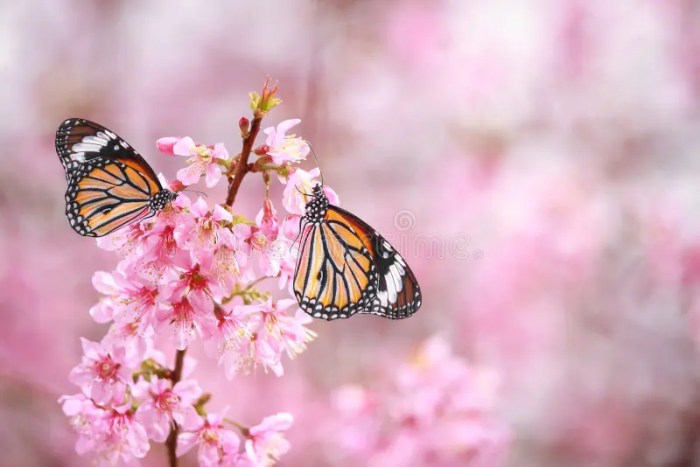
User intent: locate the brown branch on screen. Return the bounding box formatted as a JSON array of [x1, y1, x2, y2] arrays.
[[165, 348, 186, 467], [225, 116, 262, 207], [164, 80, 276, 466]]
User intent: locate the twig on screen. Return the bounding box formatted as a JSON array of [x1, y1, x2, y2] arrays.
[[165, 79, 275, 466], [165, 349, 186, 467], [225, 116, 262, 207]]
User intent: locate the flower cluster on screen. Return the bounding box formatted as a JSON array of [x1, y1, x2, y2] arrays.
[[329, 336, 509, 467], [60, 89, 328, 466]]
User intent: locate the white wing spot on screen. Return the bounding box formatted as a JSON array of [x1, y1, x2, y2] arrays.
[[377, 290, 389, 307], [70, 152, 86, 162], [81, 135, 108, 146], [73, 142, 102, 153]]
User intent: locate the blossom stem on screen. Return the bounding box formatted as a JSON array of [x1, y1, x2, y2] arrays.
[[166, 80, 276, 465], [225, 116, 263, 207], [165, 348, 186, 467], [224, 417, 250, 436]]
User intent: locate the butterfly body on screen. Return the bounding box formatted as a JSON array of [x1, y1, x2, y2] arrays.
[[294, 184, 421, 320], [56, 119, 177, 237]]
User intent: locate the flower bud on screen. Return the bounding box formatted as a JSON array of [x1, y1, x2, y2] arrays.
[[250, 78, 282, 116], [254, 144, 270, 155], [168, 180, 186, 192], [155, 137, 180, 156], [239, 117, 250, 139]]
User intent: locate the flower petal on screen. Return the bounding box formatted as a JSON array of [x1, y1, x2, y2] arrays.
[[173, 137, 196, 157], [156, 137, 181, 155]]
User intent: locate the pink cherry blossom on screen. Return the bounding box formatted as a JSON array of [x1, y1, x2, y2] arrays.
[[61, 112, 320, 466], [60, 394, 150, 465], [174, 197, 235, 266], [60, 393, 110, 456], [328, 335, 509, 466], [245, 412, 294, 466], [274, 216, 301, 289], [68, 338, 135, 404], [177, 411, 242, 467], [233, 199, 288, 277], [102, 320, 155, 360], [282, 167, 339, 215], [216, 304, 285, 378], [219, 298, 316, 378], [157, 295, 215, 350], [99, 404, 151, 464], [91, 268, 160, 331], [133, 377, 203, 442], [96, 219, 151, 253], [263, 119, 310, 164], [173, 137, 230, 187]]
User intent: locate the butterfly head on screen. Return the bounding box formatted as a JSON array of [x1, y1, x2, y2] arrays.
[[150, 189, 178, 213], [304, 184, 328, 223]]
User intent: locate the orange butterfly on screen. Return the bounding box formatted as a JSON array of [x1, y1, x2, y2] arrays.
[[293, 184, 422, 320], [56, 119, 177, 237]]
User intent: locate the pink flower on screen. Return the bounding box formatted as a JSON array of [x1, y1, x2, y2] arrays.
[[62, 111, 321, 465], [177, 411, 241, 467], [217, 314, 283, 378], [124, 198, 191, 272], [329, 335, 509, 465], [91, 268, 160, 332], [263, 119, 310, 164], [281, 168, 339, 215], [100, 404, 151, 463], [133, 377, 203, 442], [173, 137, 229, 187], [157, 295, 214, 350], [255, 299, 316, 359], [205, 297, 251, 352], [173, 197, 234, 267], [219, 298, 315, 378], [234, 199, 286, 277], [182, 202, 249, 288], [245, 413, 294, 466], [96, 220, 150, 253], [68, 338, 134, 404], [102, 321, 155, 361], [60, 394, 150, 464], [275, 216, 302, 289], [165, 254, 226, 309], [60, 393, 109, 456]]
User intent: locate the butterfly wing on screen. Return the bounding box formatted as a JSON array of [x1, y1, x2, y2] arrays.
[[56, 119, 164, 237], [65, 160, 155, 236], [369, 231, 422, 319], [293, 204, 421, 320], [325, 205, 422, 319], [293, 213, 378, 320]]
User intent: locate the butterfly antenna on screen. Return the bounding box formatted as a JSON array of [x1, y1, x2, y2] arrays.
[[307, 142, 324, 187], [183, 188, 209, 198], [295, 184, 313, 202]]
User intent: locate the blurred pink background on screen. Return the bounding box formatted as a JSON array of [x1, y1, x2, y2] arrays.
[[3, 0, 700, 465]]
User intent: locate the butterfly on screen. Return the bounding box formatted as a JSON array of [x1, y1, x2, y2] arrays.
[[55, 118, 178, 237], [293, 183, 422, 320]]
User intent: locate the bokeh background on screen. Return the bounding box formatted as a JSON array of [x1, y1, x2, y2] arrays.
[[3, 0, 700, 465]]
